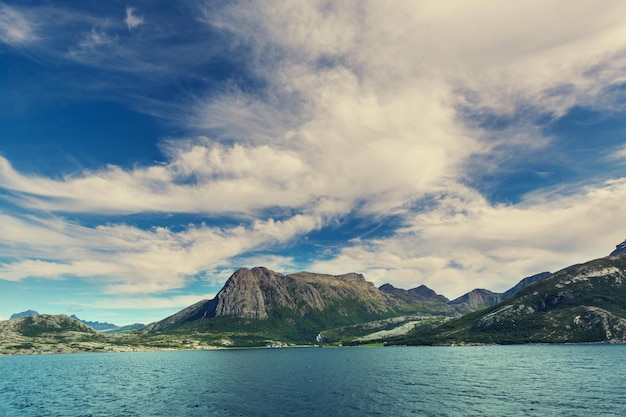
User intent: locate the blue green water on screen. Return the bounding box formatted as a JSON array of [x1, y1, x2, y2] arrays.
[[0, 344, 624, 416]]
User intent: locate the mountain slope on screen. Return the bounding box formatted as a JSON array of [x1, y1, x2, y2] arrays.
[[501, 271, 551, 299], [139, 267, 446, 345], [388, 254, 626, 345]]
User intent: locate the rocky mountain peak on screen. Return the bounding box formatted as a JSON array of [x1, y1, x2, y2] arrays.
[[408, 284, 439, 299], [449, 289, 502, 311]]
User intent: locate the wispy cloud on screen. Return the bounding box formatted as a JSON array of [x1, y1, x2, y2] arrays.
[[125, 7, 144, 31], [77, 27, 118, 49], [609, 144, 626, 160], [0, 3, 38, 46]]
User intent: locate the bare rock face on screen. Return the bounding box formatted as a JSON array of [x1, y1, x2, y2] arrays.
[[210, 267, 394, 319]]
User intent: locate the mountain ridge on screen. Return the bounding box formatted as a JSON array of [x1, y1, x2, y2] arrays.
[[385, 253, 626, 345]]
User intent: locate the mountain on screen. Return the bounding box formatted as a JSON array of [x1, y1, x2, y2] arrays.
[[408, 284, 448, 301], [387, 254, 626, 345], [501, 271, 552, 299], [378, 283, 454, 315], [139, 267, 448, 345], [10, 310, 40, 320], [70, 315, 118, 331], [0, 314, 98, 354], [10, 314, 96, 337], [379, 283, 449, 302], [447, 272, 552, 313], [448, 289, 503, 312], [139, 266, 559, 346]]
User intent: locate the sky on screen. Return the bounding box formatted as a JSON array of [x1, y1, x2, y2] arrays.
[[2, 1, 626, 325]]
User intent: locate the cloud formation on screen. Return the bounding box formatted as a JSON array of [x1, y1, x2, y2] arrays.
[[2, 0, 626, 316]]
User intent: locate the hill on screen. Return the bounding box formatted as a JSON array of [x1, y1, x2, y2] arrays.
[[385, 254, 626, 345], [0, 314, 99, 354]]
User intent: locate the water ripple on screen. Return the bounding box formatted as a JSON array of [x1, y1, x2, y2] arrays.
[[0, 345, 625, 416]]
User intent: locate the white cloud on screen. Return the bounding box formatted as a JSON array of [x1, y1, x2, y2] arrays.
[[125, 7, 144, 31], [309, 179, 626, 298], [609, 144, 626, 160], [78, 27, 117, 48], [0, 209, 323, 294], [91, 294, 215, 310], [0, 4, 37, 46], [4, 0, 626, 303]]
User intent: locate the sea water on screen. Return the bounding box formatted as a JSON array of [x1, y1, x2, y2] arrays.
[[0, 344, 624, 417]]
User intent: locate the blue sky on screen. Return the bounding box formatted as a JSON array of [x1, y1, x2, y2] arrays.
[[2, 1, 626, 325]]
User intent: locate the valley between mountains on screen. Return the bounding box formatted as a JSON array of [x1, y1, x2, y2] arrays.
[[3, 243, 626, 354]]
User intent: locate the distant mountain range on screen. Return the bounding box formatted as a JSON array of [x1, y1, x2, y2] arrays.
[[69, 315, 118, 331]]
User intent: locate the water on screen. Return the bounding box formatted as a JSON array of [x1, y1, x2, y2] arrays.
[[0, 344, 624, 417]]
